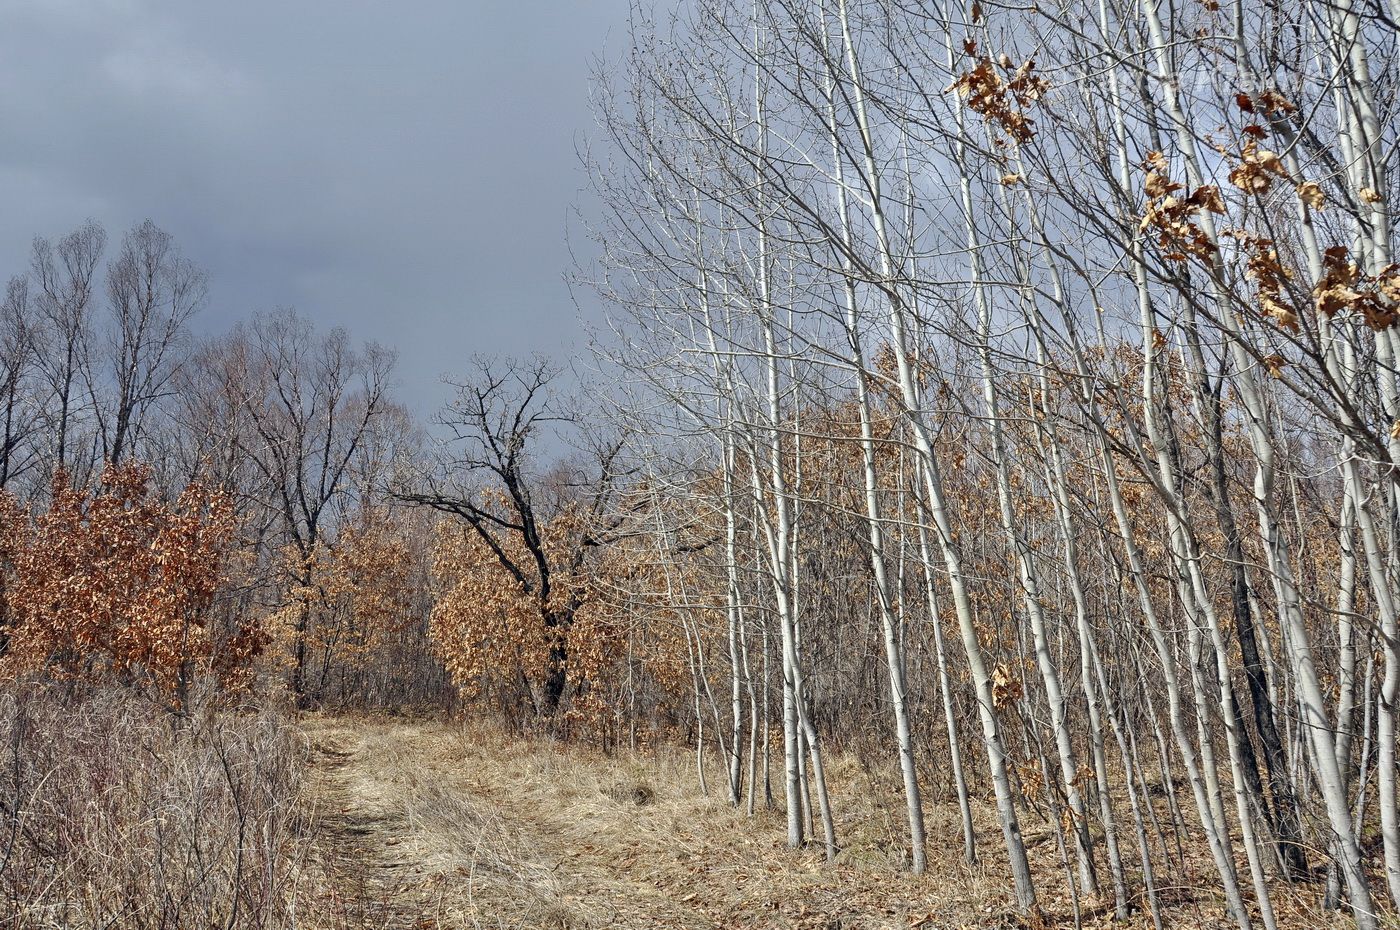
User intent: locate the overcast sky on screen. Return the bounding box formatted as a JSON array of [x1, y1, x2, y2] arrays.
[[0, 0, 633, 416]]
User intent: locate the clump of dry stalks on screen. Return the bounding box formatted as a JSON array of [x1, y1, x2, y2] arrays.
[[0, 682, 311, 929]]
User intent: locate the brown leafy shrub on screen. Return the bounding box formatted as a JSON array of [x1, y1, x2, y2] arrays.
[[266, 507, 448, 709], [429, 504, 622, 728], [0, 463, 250, 702]]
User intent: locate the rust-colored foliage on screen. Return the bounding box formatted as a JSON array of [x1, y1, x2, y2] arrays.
[[1139, 150, 1221, 263], [1314, 244, 1400, 330], [267, 507, 417, 689], [429, 500, 620, 724], [950, 45, 1048, 144], [1227, 137, 1289, 194], [1220, 229, 1300, 331], [0, 463, 242, 697]]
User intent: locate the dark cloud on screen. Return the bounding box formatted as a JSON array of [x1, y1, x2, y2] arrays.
[[0, 0, 630, 415]]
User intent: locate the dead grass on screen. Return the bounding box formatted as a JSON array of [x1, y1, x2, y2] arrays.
[[0, 690, 1365, 930], [0, 683, 310, 929], [0, 683, 1360, 930], [298, 715, 1361, 930]]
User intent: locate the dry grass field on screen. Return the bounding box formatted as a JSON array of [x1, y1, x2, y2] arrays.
[[0, 691, 1365, 930], [299, 716, 1353, 930]]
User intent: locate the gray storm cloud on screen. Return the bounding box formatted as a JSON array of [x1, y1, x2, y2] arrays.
[[0, 0, 630, 415]]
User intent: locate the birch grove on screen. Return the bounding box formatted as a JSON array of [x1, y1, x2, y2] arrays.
[[6, 1, 1400, 925], [580, 0, 1400, 924]]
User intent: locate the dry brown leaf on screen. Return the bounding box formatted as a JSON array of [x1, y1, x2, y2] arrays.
[[991, 663, 1023, 707], [1258, 90, 1296, 114], [1229, 138, 1289, 194], [1188, 185, 1226, 214], [1297, 181, 1326, 209]]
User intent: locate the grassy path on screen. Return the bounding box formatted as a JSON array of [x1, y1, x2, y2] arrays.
[[299, 716, 1180, 930]]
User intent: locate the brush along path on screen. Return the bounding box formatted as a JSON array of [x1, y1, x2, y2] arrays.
[[302, 716, 1211, 929]]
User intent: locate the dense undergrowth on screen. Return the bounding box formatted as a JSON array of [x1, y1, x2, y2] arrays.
[[0, 684, 309, 929]]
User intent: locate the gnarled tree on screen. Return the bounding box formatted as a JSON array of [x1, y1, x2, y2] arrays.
[[398, 356, 629, 718]]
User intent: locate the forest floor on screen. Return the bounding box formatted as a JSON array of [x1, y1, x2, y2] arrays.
[[300, 716, 1346, 930]]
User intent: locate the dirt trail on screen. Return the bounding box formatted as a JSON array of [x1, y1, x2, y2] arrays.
[[305, 722, 439, 928], [301, 716, 1017, 930], [303, 716, 736, 929]]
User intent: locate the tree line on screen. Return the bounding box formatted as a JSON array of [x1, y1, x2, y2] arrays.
[[0, 221, 645, 721]]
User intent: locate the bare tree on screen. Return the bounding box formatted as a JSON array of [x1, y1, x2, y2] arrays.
[[30, 221, 105, 476], [0, 279, 36, 488], [229, 310, 398, 705], [100, 220, 206, 465]]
